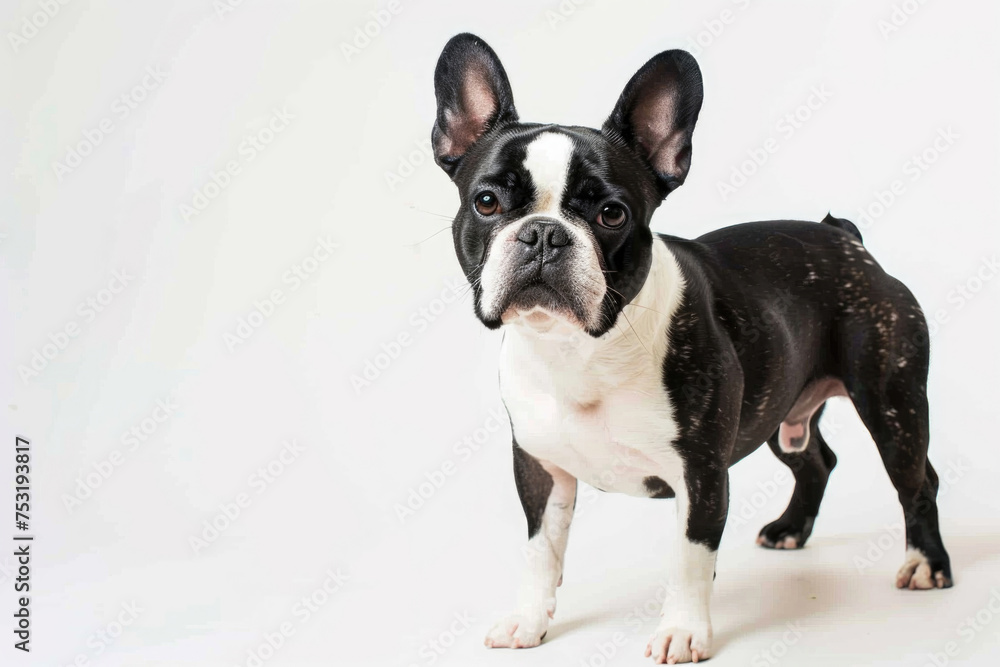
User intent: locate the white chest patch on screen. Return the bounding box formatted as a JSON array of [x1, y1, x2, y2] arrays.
[[499, 240, 688, 496]]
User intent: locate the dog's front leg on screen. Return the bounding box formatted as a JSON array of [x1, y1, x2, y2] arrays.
[[485, 442, 577, 649], [646, 469, 728, 664]]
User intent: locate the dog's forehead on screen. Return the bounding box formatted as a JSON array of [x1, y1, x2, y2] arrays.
[[468, 126, 594, 186], [522, 132, 574, 212]]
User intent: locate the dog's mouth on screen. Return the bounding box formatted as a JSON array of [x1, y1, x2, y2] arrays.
[[500, 281, 586, 332], [478, 248, 610, 335], [506, 281, 569, 311]]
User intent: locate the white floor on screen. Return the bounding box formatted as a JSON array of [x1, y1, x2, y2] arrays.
[[21, 397, 1000, 667]]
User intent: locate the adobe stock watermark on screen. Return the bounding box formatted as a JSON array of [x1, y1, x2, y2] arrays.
[[7, 0, 72, 54], [223, 235, 338, 352], [749, 622, 805, 667], [18, 269, 135, 384], [57, 601, 143, 667], [394, 407, 507, 523], [236, 567, 350, 667], [189, 440, 305, 555], [728, 468, 796, 531], [940, 255, 1000, 313], [855, 126, 958, 231], [614, 580, 679, 654], [384, 138, 433, 191], [576, 631, 630, 667], [853, 457, 968, 573], [405, 612, 476, 667], [921, 589, 1000, 667], [213, 0, 245, 20], [51, 66, 168, 182], [351, 277, 465, 394], [178, 107, 294, 222], [683, 0, 758, 57], [62, 395, 179, 513], [878, 0, 931, 40], [887, 253, 1000, 374], [339, 0, 404, 62], [716, 84, 833, 201], [543, 0, 593, 30]]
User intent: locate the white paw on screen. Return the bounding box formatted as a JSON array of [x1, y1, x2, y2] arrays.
[[645, 622, 712, 664], [756, 533, 800, 549], [484, 608, 550, 649], [896, 548, 952, 590]]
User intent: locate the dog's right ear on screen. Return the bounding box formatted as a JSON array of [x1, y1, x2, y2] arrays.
[[432, 33, 518, 178]]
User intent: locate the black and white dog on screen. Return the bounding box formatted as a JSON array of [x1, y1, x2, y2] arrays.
[[431, 33, 952, 663]]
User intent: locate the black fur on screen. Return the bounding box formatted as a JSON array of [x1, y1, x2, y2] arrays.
[[433, 34, 952, 599], [644, 476, 676, 499], [512, 441, 554, 539]]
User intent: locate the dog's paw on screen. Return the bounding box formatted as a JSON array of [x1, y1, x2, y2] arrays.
[[756, 516, 814, 550], [895, 549, 953, 590], [644, 621, 712, 664], [484, 609, 550, 649]]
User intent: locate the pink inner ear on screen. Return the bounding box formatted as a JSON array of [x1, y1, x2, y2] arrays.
[[463, 68, 498, 126], [632, 91, 685, 177], [440, 66, 498, 158]]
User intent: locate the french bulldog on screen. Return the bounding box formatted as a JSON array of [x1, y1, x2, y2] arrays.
[[430, 33, 951, 664]]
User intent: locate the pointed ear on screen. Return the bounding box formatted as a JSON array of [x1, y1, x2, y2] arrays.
[[603, 50, 703, 197], [432, 33, 518, 178]]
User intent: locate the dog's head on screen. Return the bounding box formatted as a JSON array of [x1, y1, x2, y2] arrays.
[[433, 33, 702, 337]]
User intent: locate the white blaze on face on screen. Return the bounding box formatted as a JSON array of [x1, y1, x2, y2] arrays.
[[523, 131, 573, 214], [479, 132, 606, 330]]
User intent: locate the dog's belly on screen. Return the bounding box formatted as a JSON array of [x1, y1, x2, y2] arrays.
[[502, 381, 682, 497]]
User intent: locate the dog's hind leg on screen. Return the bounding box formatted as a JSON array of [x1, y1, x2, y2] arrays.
[[839, 285, 952, 589], [844, 371, 952, 588], [758, 402, 838, 549]]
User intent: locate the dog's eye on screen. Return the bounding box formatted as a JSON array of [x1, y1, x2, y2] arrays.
[[597, 204, 627, 229], [474, 191, 501, 216]]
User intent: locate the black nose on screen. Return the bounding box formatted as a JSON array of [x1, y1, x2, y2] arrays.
[[517, 221, 571, 249]]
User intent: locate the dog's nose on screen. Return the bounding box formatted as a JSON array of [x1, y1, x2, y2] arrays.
[[517, 221, 571, 249]]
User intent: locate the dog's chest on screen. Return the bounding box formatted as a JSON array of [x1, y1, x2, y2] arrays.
[[499, 330, 682, 497]]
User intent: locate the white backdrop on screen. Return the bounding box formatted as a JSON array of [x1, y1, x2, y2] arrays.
[[2, 0, 999, 665]]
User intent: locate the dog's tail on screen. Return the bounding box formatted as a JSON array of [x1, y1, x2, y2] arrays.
[[821, 212, 863, 243]]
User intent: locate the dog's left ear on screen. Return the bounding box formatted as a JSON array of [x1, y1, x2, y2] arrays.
[[432, 33, 518, 178], [603, 50, 703, 197]]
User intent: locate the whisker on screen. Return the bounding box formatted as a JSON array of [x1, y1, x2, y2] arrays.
[[456, 278, 481, 300], [624, 302, 669, 318], [455, 264, 485, 301], [619, 308, 653, 358], [612, 319, 632, 347], [402, 224, 452, 247], [605, 285, 629, 300], [406, 205, 455, 221], [606, 285, 669, 320]]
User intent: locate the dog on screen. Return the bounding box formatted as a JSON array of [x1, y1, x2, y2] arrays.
[[430, 33, 952, 664]]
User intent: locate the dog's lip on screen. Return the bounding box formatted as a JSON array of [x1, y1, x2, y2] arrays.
[[502, 305, 578, 335], [500, 281, 584, 331], [506, 279, 569, 306]]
